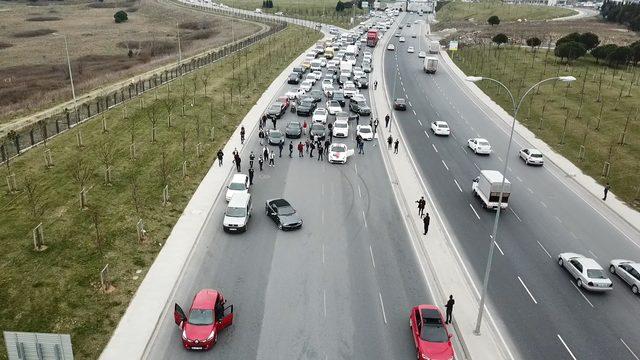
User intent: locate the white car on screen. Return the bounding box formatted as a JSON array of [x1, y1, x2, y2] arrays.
[[328, 143, 354, 164], [467, 138, 492, 155], [351, 93, 367, 103], [312, 70, 323, 80], [332, 119, 349, 138], [407, 46, 415, 53], [343, 82, 358, 98], [558, 253, 613, 292], [322, 79, 334, 92], [418, 51, 427, 58], [300, 80, 314, 92], [399, 36, 406, 42], [225, 174, 249, 202], [313, 108, 328, 124], [519, 148, 544, 166], [609, 259, 640, 295], [285, 88, 306, 99], [326, 100, 343, 115], [275, 11, 283, 15], [387, 44, 395, 51], [305, 74, 317, 85], [353, 70, 365, 79], [323, 85, 336, 97], [430, 121, 450, 136], [356, 125, 374, 140]]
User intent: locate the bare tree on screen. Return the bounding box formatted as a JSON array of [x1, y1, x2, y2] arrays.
[[87, 206, 103, 252], [145, 104, 160, 143], [158, 147, 171, 187], [96, 139, 119, 184], [163, 98, 176, 128], [201, 72, 210, 97], [69, 156, 92, 190], [23, 174, 45, 221]]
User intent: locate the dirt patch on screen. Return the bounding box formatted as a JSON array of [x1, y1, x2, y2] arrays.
[[179, 20, 215, 30], [117, 39, 178, 56], [0, 42, 12, 50], [12, 28, 56, 38], [26, 16, 62, 21]]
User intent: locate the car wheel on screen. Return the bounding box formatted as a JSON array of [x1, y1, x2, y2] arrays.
[[577, 278, 583, 288], [558, 258, 564, 267], [609, 265, 616, 274], [633, 285, 638, 295], [278, 223, 283, 230]]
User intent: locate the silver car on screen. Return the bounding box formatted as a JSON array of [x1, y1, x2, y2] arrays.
[[609, 259, 640, 295], [558, 253, 613, 292]]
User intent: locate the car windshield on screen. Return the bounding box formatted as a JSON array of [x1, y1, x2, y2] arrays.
[[270, 131, 282, 138], [229, 182, 246, 191], [396, 99, 406, 104], [531, 153, 543, 158], [269, 105, 281, 111], [332, 145, 346, 152], [587, 269, 606, 279], [226, 206, 247, 218], [478, 141, 490, 147], [420, 317, 448, 343], [188, 309, 214, 325], [335, 122, 347, 128], [277, 206, 296, 216], [329, 101, 340, 107], [288, 122, 301, 128], [439, 124, 449, 128], [359, 127, 371, 133], [316, 109, 327, 115], [300, 100, 314, 106]]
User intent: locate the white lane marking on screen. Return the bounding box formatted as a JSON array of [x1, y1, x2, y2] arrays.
[[497, 155, 503, 162], [322, 244, 325, 264], [321, 183, 325, 195], [369, 245, 376, 269], [510, 208, 522, 222], [516, 176, 523, 182], [557, 334, 578, 360], [540, 200, 548, 208], [527, 187, 534, 194], [517, 276, 538, 304], [450, 132, 457, 140], [453, 179, 463, 192], [424, 130, 430, 138], [323, 289, 327, 318], [355, 163, 358, 174], [588, 250, 598, 259], [362, 210, 368, 228], [537, 241, 552, 258], [378, 292, 388, 324], [494, 240, 505, 256], [621, 338, 640, 360], [432, 144, 438, 153], [418, 119, 423, 126], [570, 281, 595, 308], [412, 109, 417, 115], [441, 160, 449, 171], [469, 204, 481, 220], [408, 101, 413, 107], [555, 216, 562, 224], [358, 184, 362, 198], [473, 162, 480, 171]]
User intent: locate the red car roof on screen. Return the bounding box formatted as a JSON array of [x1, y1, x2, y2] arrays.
[[192, 289, 219, 309]]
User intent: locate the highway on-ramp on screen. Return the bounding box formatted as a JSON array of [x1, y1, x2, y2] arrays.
[[385, 13, 640, 360]]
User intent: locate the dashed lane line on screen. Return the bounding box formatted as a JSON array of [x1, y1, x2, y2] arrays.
[[378, 292, 388, 324], [493, 240, 505, 256], [540, 200, 548, 208], [537, 241, 552, 258], [510, 208, 522, 222], [588, 250, 598, 259], [369, 245, 376, 269], [441, 160, 449, 171], [469, 203, 481, 220], [412, 109, 417, 115], [418, 119, 423, 126], [570, 281, 595, 308], [358, 184, 362, 198], [453, 179, 463, 192], [424, 130, 430, 138], [557, 334, 578, 360], [518, 276, 538, 304], [362, 210, 368, 228], [432, 144, 438, 153], [621, 338, 640, 360]]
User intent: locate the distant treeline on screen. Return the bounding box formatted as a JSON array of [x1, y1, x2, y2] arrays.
[[600, 0, 640, 31]]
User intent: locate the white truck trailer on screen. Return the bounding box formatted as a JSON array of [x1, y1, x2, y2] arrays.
[[423, 57, 438, 74], [428, 40, 440, 54], [472, 170, 511, 210]]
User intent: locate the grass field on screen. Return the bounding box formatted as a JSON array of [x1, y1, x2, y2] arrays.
[[0, 24, 321, 360], [435, 1, 576, 26], [219, 0, 368, 28], [453, 46, 640, 209], [0, 0, 262, 122]]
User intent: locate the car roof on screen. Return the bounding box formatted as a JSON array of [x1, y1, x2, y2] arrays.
[[192, 289, 218, 309], [526, 148, 542, 155], [330, 143, 347, 148], [578, 257, 602, 269], [434, 121, 448, 125], [268, 198, 291, 207], [231, 173, 248, 182]]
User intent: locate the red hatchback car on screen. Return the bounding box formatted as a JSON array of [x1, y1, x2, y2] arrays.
[[173, 289, 234, 350], [409, 305, 455, 360]]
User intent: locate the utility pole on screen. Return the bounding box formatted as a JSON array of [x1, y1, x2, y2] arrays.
[[53, 33, 77, 110], [176, 21, 182, 63]]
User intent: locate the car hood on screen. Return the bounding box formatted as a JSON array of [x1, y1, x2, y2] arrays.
[[419, 340, 454, 359], [278, 213, 302, 226], [224, 215, 246, 226], [226, 189, 245, 200], [184, 323, 215, 341], [286, 127, 301, 134]]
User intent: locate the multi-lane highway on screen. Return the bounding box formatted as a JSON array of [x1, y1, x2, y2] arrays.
[[143, 46, 437, 359], [385, 12, 640, 360]]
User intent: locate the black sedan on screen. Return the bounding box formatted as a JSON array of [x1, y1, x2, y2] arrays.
[[265, 198, 303, 230], [332, 91, 346, 106], [268, 129, 285, 145], [285, 121, 302, 138], [267, 102, 286, 119], [309, 123, 326, 141], [355, 77, 369, 89], [296, 98, 316, 116], [309, 89, 324, 103], [393, 98, 407, 111], [287, 73, 301, 84]]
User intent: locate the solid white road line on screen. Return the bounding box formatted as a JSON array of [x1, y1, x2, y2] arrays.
[[378, 292, 388, 324], [469, 204, 481, 220], [570, 281, 595, 308], [441, 160, 449, 171], [432, 144, 438, 153], [517, 276, 538, 304], [494, 241, 505, 256], [362, 210, 367, 228], [358, 184, 362, 198], [540, 200, 548, 208], [322, 244, 325, 264], [453, 179, 463, 192], [369, 245, 376, 269], [621, 338, 640, 360], [557, 334, 578, 360], [537, 241, 552, 258], [323, 289, 327, 318], [510, 208, 522, 222]]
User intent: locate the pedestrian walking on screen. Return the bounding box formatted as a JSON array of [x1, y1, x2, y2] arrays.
[[249, 151, 255, 169], [261, 115, 267, 128], [216, 149, 224, 166], [269, 151, 275, 167], [423, 213, 430, 235], [291, 99, 297, 113], [240, 126, 245, 144], [263, 146, 269, 161], [385, 114, 390, 128], [318, 146, 324, 161], [248, 168, 254, 186], [258, 129, 265, 146], [289, 142, 293, 158], [374, 80, 378, 90], [233, 154, 241, 172], [328, 122, 334, 142], [232, 147, 239, 157], [416, 196, 426, 217], [303, 121, 308, 136], [258, 155, 264, 171], [298, 141, 304, 157], [373, 118, 379, 135], [387, 135, 393, 149], [310, 142, 315, 158], [444, 295, 455, 324], [603, 183, 611, 201], [272, 117, 277, 130], [324, 139, 330, 152], [359, 141, 364, 154], [305, 139, 310, 154], [394, 139, 400, 154], [278, 141, 284, 157]]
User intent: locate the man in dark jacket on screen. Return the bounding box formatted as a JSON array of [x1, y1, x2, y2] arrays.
[[249, 151, 255, 169], [416, 196, 426, 217], [444, 295, 455, 324], [217, 149, 224, 166], [423, 213, 430, 235], [233, 154, 241, 172], [278, 141, 284, 157], [289, 142, 294, 158], [248, 168, 254, 186]]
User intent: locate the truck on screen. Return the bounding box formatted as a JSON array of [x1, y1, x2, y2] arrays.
[[324, 47, 335, 59], [340, 60, 353, 74], [367, 29, 379, 47], [472, 170, 511, 210], [428, 40, 440, 54], [423, 57, 438, 74]]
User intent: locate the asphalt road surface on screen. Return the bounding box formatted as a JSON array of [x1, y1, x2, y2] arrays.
[[145, 49, 435, 359], [385, 13, 640, 360]]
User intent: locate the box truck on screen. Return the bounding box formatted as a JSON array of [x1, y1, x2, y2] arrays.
[[423, 57, 438, 74], [472, 170, 511, 210], [428, 40, 440, 54]]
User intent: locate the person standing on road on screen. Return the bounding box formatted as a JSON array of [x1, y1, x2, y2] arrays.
[[416, 196, 426, 217], [289, 141, 294, 158], [248, 167, 254, 186], [318, 145, 324, 161], [298, 141, 304, 157], [258, 129, 265, 146], [374, 80, 378, 90], [291, 99, 296, 113], [445, 295, 455, 324], [387, 135, 393, 149], [310, 141, 315, 158], [232, 147, 239, 158], [278, 141, 284, 157], [373, 118, 379, 135], [240, 126, 246, 144], [249, 151, 255, 169], [394, 139, 400, 154], [423, 212, 430, 235], [328, 122, 334, 142], [233, 154, 241, 172], [385, 114, 390, 128], [263, 146, 269, 161], [324, 139, 330, 153], [303, 121, 308, 136], [217, 149, 224, 166], [359, 140, 365, 154], [258, 155, 264, 171], [261, 115, 267, 129], [603, 183, 611, 201], [269, 151, 275, 167], [305, 139, 310, 154], [272, 117, 277, 130]]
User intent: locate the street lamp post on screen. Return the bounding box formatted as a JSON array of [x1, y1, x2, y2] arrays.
[[53, 33, 77, 110], [465, 75, 576, 335]]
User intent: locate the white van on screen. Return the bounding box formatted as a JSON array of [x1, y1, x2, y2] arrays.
[[255, 8, 262, 13], [223, 193, 252, 232], [225, 174, 250, 202], [310, 59, 323, 71]]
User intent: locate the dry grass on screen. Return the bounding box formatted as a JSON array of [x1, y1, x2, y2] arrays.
[[0, 0, 262, 122]]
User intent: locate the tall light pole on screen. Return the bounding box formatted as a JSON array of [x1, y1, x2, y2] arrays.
[[465, 75, 576, 335], [54, 33, 77, 110], [176, 21, 183, 64]]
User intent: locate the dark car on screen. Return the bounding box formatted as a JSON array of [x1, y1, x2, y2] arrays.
[[309, 123, 326, 140], [285, 121, 302, 138], [355, 77, 369, 89], [309, 89, 324, 103], [348, 112, 360, 122], [268, 129, 285, 145], [288, 73, 301, 84], [267, 102, 286, 119], [349, 99, 371, 116], [333, 91, 346, 106], [296, 98, 316, 116], [292, 66, 306, 75], [394, 98, 407, 111], [265, 198, 303, 230]]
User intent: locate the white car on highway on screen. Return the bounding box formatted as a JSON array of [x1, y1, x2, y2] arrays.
[[387, 44, 395, 51], [467, 138, 492, 155], [343, 82, 358, 98], [558, 253, 613, 292], [300, 80, 314, 92], [356, 125, 374, 140], [328, 143, 354, 164], [609, 259, 640, 295], [332, 119, 349, 138], [225, 174, 249, 202], [430, 121, 450, 136], [407, 46, 415, 53], [418, 51, 426, 58], [313, 108, 328, 124], [399, 36, 406, 42], [285, 88, 306, 99], [326, 100, 343, 115], [519, 148, 544, 166], [321, 79, 333, 91]]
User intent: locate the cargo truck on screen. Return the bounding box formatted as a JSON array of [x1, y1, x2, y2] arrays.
[[428, 41, 440, 54], [367, 29, 379, 47], [423, 57, 438, 74], [472, 170, 511, 210]]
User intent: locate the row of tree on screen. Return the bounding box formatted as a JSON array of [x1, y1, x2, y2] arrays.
[[261, 0, 274, 8], [600, 0, 640, 32]]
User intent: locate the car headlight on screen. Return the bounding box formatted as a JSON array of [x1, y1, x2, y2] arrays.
[[182, 329, 189, 341], [421, 354, 429, 360], [206, 329, 216, 341]]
